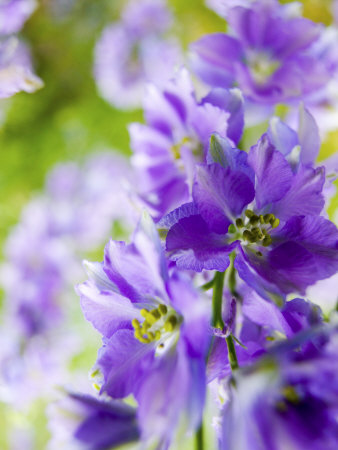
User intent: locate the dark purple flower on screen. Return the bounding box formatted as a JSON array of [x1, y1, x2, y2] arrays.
[[220, 320, 338, 450], [191, 0, 333, 104], [77, 213, 210, 445], [207, 284, 323, 382], [48, 392, 139, 450], [130, 69, 244, 219], [162, 132, 338, 298]]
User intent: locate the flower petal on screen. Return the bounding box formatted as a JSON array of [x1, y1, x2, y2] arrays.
[[193, 163, 255, 233], [248, 134, 293, 209], [98, 329, 154, 398], [166, 214, 235, 272]]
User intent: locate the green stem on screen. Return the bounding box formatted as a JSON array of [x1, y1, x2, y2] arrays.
[[228, 252, 237, 297], [195, 422, 204, 450], [200, 278, 215, 291], [226, 335, 239, 371], [212, 271, 225, 329]]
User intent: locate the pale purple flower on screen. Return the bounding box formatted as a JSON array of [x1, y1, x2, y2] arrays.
[[77, 213, 210, 446], [122, 0, 172, 38], [94, 0, 182, 110], [0, 36, 42, 98], [191, 1, 333, 105], [130, 68, 244, 219], [0, 0, 36, 35], [0, 152, 135, 416], [0, 152, 134, 339]]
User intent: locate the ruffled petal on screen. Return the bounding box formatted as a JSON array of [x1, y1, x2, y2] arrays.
[[272, 165, 325, 220], [193, 163, 255, 233], [268, 117, 298, 157], [98, 329, 154, 398], [298, 104, 320, 166], [77, 280, 140, 338], [166, 214, 235, 272], [190, 33, 242, 87], [248, 134, 293, 209], [202, 88, 244, 144]]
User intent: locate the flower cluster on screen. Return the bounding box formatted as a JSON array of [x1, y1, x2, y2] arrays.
[[47, 1, 338, 449], [0, 153, 134, 410]]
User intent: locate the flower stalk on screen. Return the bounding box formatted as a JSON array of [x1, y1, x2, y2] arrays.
[[211, 271, 225, 329]]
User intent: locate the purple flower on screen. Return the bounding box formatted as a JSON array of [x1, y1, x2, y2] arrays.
[[268, 104, 320, 167], [0, 0, 36, 35], [130, 68, 244, 219], [77, 213, 210, 445], [0, 37, 42, 98], [48, 392, 140, 450], [94, 0, 182, 110], [1, 153, 133, 339], [44, 152, 135, 250], [121, 0, 172, 39], [205, 0, 258, 18], [162, 132, 338, 298], [207, 284, 323, 382], [220, 320, 338, 450], [191, 1, 333, 104]]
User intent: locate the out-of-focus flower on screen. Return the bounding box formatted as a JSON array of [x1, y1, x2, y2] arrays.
[[205, 0, 259, 17], [220, 319, 338, 450], [130, 68, 244, 219], [48, 392, 140, 450], [208, 287, 324, 382], [94, 0, 182, 110], [0, 0, 36, 35], [0, 37, 42, 98], [121, 0, 172, 39], [0, 152, 135, 409], [44, 153, 135, 250], [77, 212, 210, 447], [0, 152, 133, 339], [192, 1, 334, 105]]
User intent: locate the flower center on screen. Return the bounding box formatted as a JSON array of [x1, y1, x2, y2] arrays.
[[276, 385, 300, 412], [131, 304, 179, 344], [228, 208, 280, 248], [170, 136, 203, 161], [247, 51, 280, 85]]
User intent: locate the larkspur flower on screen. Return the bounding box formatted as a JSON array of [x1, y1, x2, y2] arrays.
[[0, 153, 134, 411], [77, 213, 210, 446], [208, 287, 324, 382], [94, 0, 182, 110], [220, 318, 338, 450], [0, 153, 133, 338], [191, 0, 333, 105], [161, 131, 338, 299], [130, 68, 244, 219], [48, 392, 140, 450]]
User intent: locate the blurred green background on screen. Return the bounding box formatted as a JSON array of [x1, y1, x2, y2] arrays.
[[0, 0, 336, 449]]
